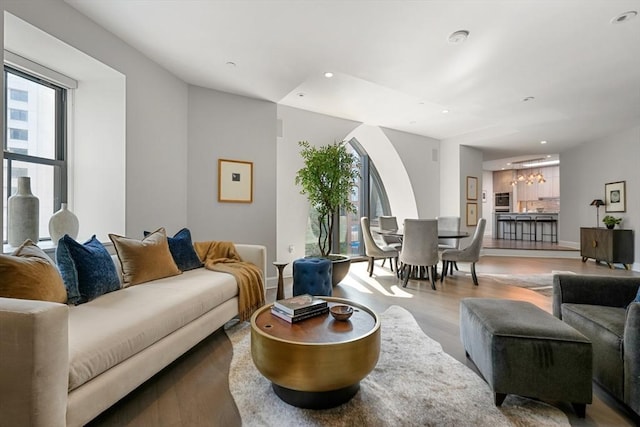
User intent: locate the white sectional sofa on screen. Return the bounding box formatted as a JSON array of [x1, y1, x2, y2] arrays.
[[0, 243, 266, 427]]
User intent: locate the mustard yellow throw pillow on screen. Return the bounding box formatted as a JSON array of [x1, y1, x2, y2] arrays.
[[109, 227, 181, 287], [0, 239, 67, 303]]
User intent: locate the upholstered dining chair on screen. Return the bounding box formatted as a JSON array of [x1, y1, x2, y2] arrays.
[[378, 216, 403, 249], [440, 218, 486, 286], [399, 219, 439, 290], [436, 216, 460, 274], [360, 217, 399, 277]]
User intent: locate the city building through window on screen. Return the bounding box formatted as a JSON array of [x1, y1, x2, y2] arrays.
[[3, 66, 67, 243]]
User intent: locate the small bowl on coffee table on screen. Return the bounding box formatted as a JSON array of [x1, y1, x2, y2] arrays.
[[330, 304, 353, 321]]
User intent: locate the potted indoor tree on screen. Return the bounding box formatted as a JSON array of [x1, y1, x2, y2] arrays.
[[295, 140, 360, 286], [602, 215, 622, 229]]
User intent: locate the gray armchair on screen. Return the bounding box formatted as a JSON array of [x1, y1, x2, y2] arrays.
[[553, 274, 640, 416]]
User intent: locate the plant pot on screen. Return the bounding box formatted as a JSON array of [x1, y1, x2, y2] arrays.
[[606, 224, 615, 229], [328, 254, 351, 287]]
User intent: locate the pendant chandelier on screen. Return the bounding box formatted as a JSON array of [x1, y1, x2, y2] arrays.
[[510, 169, 546, 186]]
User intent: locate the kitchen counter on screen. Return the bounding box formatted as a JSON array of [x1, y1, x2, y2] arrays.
[[493, 212, 558, 241]]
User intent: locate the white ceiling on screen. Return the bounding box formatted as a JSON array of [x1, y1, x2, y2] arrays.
[[63, 0, 640, 166]]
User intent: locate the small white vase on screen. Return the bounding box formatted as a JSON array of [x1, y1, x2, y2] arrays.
[[8, 176, 40, 246], [49, 203, 79, 244]]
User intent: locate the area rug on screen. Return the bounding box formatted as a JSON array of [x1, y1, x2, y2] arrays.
[[225, 305, 570, 426], [477, 271, 576, 297]]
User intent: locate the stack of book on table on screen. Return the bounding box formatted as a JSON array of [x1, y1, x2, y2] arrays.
[[271, 294, 329, 323]]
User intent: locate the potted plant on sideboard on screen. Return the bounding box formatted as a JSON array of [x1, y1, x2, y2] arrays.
[[602, 215, 622, 229], [295, 140, 360, 286]]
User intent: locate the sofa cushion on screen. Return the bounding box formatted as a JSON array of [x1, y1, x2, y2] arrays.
[[109, 228, 181, 287], [67, 268, 238, 391], [0, 239, 67, 303], [144, 228, 202, 272], [57, 235, 121, 305]]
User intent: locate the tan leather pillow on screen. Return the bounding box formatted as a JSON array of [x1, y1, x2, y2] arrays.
[[109, 227, 181, 287], [0, 239, 67, 303]]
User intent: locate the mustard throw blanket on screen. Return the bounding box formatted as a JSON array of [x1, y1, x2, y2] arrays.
[[194, 241, 265, 321]]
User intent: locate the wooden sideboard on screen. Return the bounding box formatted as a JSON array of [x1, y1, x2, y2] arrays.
[[580, 227, 634, 270]]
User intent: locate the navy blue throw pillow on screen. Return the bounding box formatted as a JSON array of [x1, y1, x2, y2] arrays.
[[144, 228, 203, 271], [56, 235, 120, 305]]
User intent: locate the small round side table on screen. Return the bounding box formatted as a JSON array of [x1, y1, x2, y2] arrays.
[[273, 261, 288, 300]]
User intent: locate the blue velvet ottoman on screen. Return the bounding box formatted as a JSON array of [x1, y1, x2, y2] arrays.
[[292, 258, 333, 297], [460, 298, 592, 417]]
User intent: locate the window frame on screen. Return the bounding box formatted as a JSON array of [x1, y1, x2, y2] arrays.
[[3, 65, 68, 243], [328, 138, 392, 256]]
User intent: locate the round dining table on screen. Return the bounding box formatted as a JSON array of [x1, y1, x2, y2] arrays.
[[371, 227, 470, 282], [372, 227, 470, 240]]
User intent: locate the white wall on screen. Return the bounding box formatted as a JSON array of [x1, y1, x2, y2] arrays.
[[440, 141, 461, 217], [187, 86, 277, 268], [379, 127, 439, 221], [72, 73, 126, 241], [482, 170, 493, 236], [560, 125, 639, 270]]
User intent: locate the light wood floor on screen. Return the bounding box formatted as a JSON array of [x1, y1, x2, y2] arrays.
[[90, 256, 640, 427]]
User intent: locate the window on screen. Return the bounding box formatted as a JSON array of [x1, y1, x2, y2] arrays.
[[304, 138, 392, 257], [9, 109, 28, 121], [9, 88, 28, 102], [3, 66, 67, 243], [9, 128, 28, 141]]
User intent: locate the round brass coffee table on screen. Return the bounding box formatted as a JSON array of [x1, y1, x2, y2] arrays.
[[250, 297, 380, 409]]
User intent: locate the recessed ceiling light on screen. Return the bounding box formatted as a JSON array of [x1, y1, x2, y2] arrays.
[[522, 96, 535, 102], [297, 92, 305, 97], [442, 109, 449, 114], [546, 155, 551, 158], [324, 72, 334, 78], [225, 61, 237, 67], [506, 162, 512, 166], [611, 11, 637, 24], [448, 30, 469, 44], [540, 140, 548, 144], [409, 120, 417, 124]]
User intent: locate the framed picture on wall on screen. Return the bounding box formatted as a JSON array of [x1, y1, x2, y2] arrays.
[[466, 202, 478, 226], [605, 181, 626, 212], [466, 176, 478, 200], [218, 159, 253, 203]]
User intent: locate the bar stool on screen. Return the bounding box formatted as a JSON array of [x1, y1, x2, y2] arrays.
[[515, 215, 534, 241], [497, 214, 516, 240], [536, 215, 558, 243]]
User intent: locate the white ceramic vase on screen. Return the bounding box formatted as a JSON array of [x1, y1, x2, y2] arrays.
[[8, 176, 40, 247], [49, 203, 79, 244]]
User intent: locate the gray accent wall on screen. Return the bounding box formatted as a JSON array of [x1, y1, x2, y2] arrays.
[[187, 86, 277, 266], [560, 125, 639, 270]]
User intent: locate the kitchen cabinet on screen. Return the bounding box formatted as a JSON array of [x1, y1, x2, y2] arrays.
[[580, 227, 634, 270], [493, 170, 513, 194]]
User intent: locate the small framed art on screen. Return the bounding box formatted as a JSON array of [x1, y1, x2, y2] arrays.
[[466, 202, 478, 226], [605, 181, 626, 213], [218, 159, 253, 203], [466, 176, 478, 200]]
